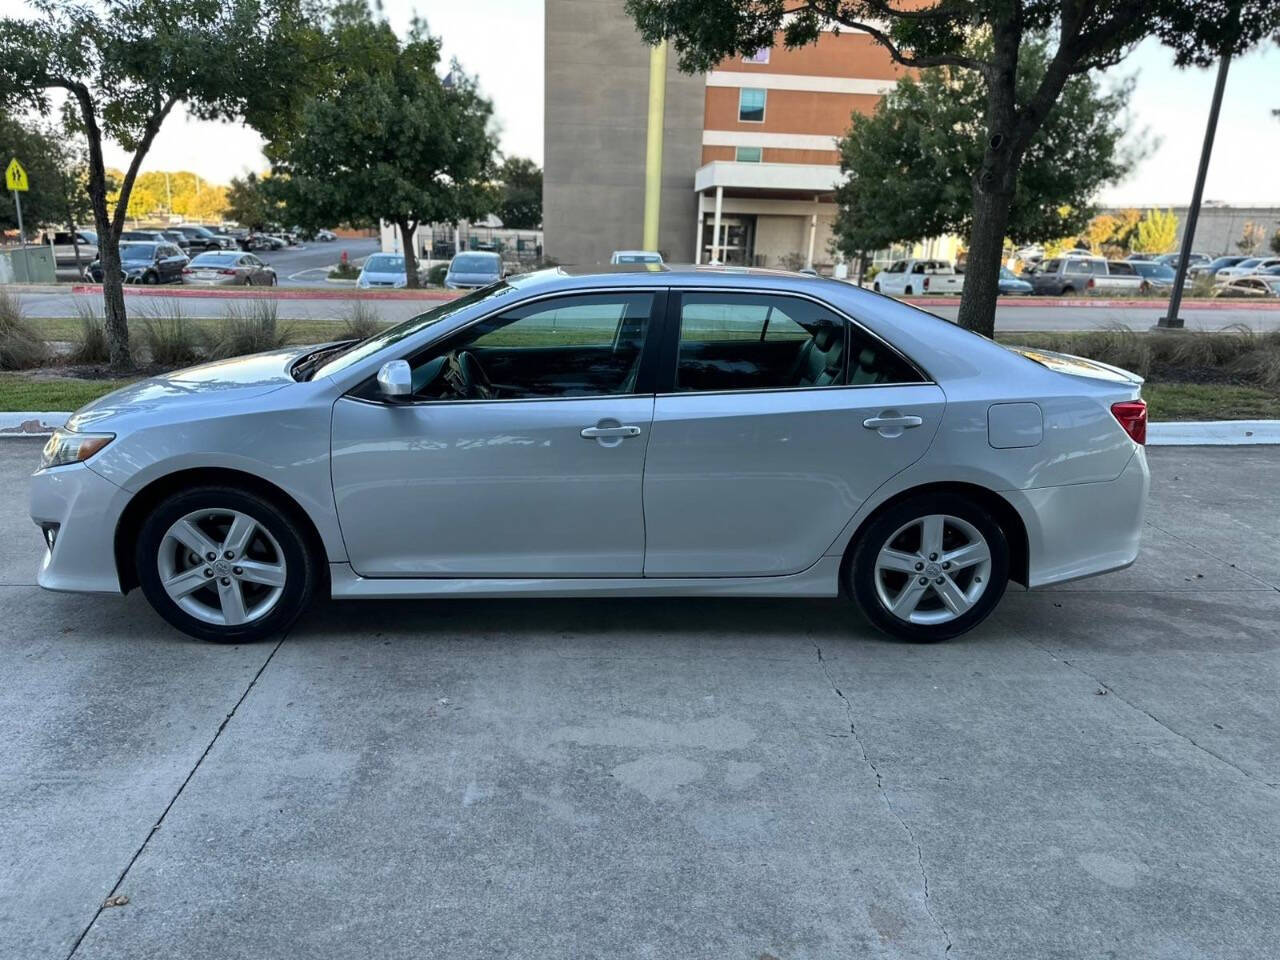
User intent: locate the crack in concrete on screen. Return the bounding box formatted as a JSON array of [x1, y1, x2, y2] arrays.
[[1024, 637, 1278, 791], [1145, 520, 1280, 593], [814, 645, 953, 956], [63, 634, 288, 959]]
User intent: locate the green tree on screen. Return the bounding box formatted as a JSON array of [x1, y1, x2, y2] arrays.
[[497, 156, 542, 230], [269, 3, 500, 288], [0, 0, 322, 369], [1132, 208, 1179, 253], [626, 0, 1280, 337], [226, 172, 280, 231], [1237, 221, 1266, 255], [831, 35, 1139, 258]]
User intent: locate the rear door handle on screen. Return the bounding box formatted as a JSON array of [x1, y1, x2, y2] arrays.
[[863, 415, 923, 430], [581, 425, 642, 439]]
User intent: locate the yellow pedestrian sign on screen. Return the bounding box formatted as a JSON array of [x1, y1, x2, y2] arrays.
[[6, 158, 27, 192]]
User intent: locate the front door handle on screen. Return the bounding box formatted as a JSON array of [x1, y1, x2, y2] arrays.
[[863, 415, 923, 430], [581, 425, 642, 439]]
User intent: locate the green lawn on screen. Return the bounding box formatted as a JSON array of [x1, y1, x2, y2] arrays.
[[32, 315, 355, 345], [0, 375, 139, 412], [1141, 383, 1280, 421]]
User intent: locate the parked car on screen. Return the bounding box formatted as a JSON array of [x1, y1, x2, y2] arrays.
[[30, 267, 1150, 645], [610, 250, 664, 265], [1216, 257, 1280, 282], [444, 251, 504, 289], [1024, 256, 1104, 295], [873, 259, 964, 296], [1130, 260, 1185, 293], [182, 250, 276, 286], [314, 229, 337, 242], [246, 232, 287, 251], [172, 225, 235, 253], [84, 241, 188, 284], [121, 229, 169, 244], [998, 266, 1033, 296], [1190, 255, 1250, 280], [162, 230, 192, 251], [1156, 252, 1209, 269], [1211, 276, 1280, 298], [42, 230, 98, 268], [356, 253, 412, 289]]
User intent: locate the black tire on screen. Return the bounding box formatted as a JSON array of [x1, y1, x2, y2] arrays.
[[873, 282, 880, 292], [135, 485, 318, 643], [1060, 285, 1074, 295], [849, 492, 1010, 643], [143, 271, 158, 285]]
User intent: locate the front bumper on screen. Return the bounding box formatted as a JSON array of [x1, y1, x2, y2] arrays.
[[1004, 447, 1150, 589], [29, 462, 130, 594]]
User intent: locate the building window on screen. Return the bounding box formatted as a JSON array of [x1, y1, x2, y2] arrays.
[[738, 88, 766, 123], [735, 146, 763, 163], [743, 48, 770, 64]]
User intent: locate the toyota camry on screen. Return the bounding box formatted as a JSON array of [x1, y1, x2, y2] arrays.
[[30, 266, 1149, 644]]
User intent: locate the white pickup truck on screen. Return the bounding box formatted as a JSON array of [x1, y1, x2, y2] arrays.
[[40, 230, 99, 270], [873, 258, 965, 296]]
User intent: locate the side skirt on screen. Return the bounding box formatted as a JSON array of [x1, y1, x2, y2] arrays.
[[328, 557, 843, 600]]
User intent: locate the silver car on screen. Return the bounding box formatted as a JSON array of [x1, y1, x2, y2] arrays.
[[183, 251, 277, 286], [30, 267, 1149, 644]]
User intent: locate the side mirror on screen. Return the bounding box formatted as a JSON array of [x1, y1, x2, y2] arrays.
[[376, 359, 413, 400]]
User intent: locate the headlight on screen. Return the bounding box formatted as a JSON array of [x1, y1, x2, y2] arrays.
[[40, 429, 114, 470]]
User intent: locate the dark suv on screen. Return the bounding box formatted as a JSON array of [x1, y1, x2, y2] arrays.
[[171, 225, 235, 253]]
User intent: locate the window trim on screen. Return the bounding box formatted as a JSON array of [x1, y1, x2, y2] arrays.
[[345, 288, 669, 406], [654, 287, 933, 397], [734, 146, 763, 163], [737, 87, 767, 123]]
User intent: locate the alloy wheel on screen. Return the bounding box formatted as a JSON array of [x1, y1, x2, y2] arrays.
[[156, 508, 287, 626], [873, 514, 992, 625]]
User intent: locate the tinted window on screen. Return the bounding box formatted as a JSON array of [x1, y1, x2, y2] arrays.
[[451, 254, 500, 273], [673, 292, 921, 393], [1107, 261, 1137, 275], [1041, 259, 1061, 273], [735, 146, 762, 162], [366, 255, 405, 272], [738, 88, 766, 122], [120, 243, 157, 259], [404, 293, 654, 400]]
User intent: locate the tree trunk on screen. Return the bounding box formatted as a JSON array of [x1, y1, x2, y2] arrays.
[[398, 220, 420, 288], [955, 186, 1013, 338], [84, 147, 131, 369]]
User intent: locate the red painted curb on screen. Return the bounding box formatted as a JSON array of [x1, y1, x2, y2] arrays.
[[903, 296, 1280, 310], [69, 284, 460, 302]]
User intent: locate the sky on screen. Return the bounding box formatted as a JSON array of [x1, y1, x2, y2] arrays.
[[1, 0, 1277, 205]]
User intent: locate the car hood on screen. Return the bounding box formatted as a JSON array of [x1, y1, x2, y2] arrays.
[[360, 271, 404, 283], [68, 347, 305, 429]]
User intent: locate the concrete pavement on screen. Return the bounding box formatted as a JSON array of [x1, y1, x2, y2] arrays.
[[1, 441, 1277, 958]]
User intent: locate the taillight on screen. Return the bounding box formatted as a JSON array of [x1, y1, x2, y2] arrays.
[[182, 268, 191, 274], [218, 268, 237, 275], [923, 276, 930, 291], [1111, 400, 1147, 445], [1086, 277, 1095, 289]]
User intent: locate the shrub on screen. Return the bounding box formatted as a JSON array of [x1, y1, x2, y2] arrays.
[[341, 300, 383, 340], [329, 260, 360, 280], [69, 301, 110, 364], [427, 262, 448, 286], [0, 286, 47, 370], [209, 299, 291, 359], [139, 301, 202, 366]]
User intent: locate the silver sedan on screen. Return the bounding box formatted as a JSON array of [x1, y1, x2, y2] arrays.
[[31, 267, 1149, 644], [182, 251, 277, 286]]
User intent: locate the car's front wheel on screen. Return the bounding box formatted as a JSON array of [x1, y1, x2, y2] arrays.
[[135, 486, 318, 643], [849, 493, 1009, 642]]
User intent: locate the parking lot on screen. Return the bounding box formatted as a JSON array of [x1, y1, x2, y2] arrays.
[[2, 439, 1278, 959]]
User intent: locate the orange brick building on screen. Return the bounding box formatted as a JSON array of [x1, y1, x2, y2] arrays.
[[544, 0, 905, 268]]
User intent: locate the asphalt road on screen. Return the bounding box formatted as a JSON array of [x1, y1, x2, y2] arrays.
[[258, 236, 381, 286], [2, 440, 1278, 959], [14, 285, 1280, 332]]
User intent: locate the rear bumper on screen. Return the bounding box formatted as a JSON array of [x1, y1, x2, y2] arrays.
[[1003, 447, 1150, 589], [29, 463, 129, 594]]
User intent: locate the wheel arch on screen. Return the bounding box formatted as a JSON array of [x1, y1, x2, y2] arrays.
[[114, 466, 329, 595], [838, 481, 1030, 592]]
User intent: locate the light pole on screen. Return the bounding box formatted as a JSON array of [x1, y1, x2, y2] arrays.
[[1158, 50, 1232, 329]]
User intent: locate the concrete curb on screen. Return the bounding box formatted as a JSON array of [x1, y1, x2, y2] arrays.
[[3, 411, 1279, 445]]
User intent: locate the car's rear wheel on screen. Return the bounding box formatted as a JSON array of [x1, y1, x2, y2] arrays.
[[849, 493, 1009, 642], [135, 486, 317, 643], [873, 282, 880, 292]]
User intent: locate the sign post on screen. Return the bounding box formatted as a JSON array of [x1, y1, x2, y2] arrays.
[[6, 158, 30, 281]]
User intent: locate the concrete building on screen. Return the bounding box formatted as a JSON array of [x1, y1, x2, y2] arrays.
[[544, 0, 903, 268], [1100, 203, 1280, 258]]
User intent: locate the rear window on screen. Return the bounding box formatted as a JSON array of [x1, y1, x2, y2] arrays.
[[190, 252, 239, 266], [120, 243, 157, 258]]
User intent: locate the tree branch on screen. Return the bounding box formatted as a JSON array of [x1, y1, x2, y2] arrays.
[[793, 1, 991, 73], [110, 95, 180, 236]]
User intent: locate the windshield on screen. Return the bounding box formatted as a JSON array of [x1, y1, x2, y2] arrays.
[[313, 283, 517, 381], [120, 243, 157, 260], [1134, 262, 1174, 277], [615, 254, 661, 264], [364, 255, 405, 273], [450, 255, 500, 274], [999, 267, 1019, 279]]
